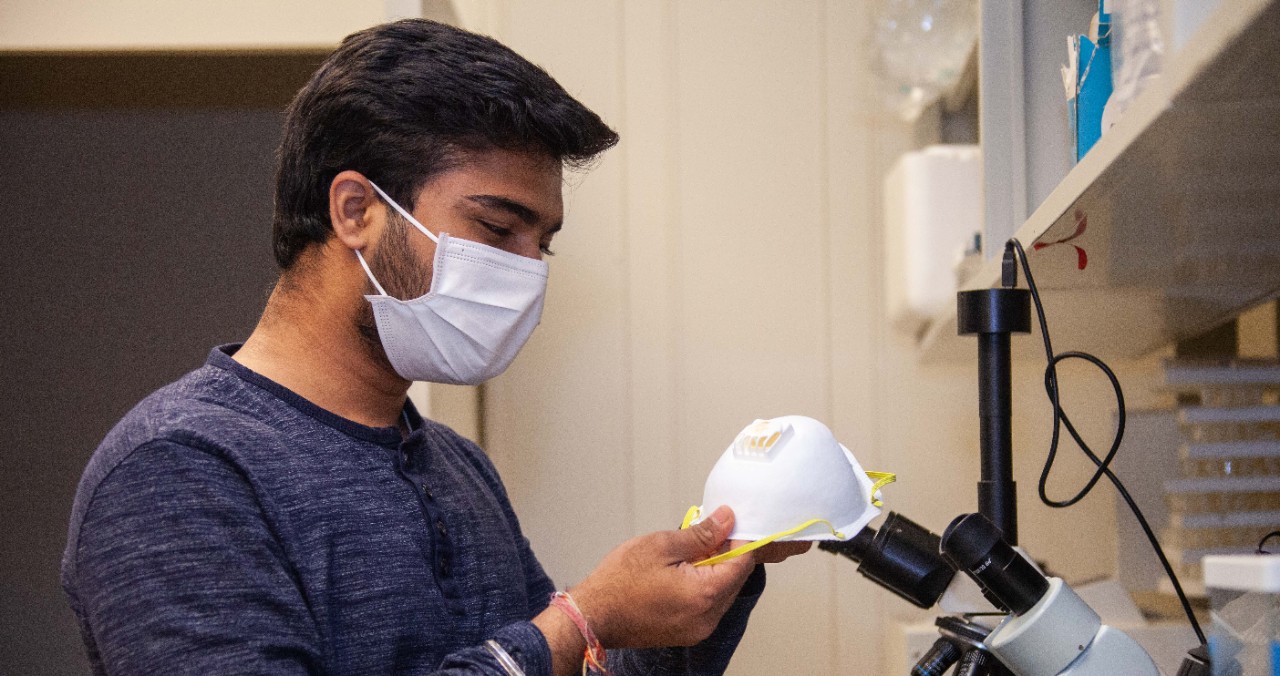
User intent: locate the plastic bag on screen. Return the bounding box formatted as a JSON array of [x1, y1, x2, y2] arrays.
[[1109, 0, 1165, 118]]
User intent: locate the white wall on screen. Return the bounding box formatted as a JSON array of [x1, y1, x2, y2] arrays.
[[0, 0, 502, 51], [482, 2, 1168, 673], [0, 0, 390, 50]]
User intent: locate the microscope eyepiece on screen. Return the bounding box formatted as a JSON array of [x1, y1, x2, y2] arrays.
[[940, 512, 1047, 615], [819, 512, 955, 609]]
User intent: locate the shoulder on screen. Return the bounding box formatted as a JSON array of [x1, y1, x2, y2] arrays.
[[64, 365, 281, 568], [88, 364, 279, 480]]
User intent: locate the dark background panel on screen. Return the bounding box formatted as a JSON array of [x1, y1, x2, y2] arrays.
[[0, 52, 322, 674]]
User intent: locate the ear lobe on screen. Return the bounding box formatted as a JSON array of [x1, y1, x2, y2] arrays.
[[329, 170, 379, 251]]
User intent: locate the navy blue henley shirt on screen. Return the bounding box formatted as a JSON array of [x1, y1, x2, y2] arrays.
[[62, 345, 762, 675]]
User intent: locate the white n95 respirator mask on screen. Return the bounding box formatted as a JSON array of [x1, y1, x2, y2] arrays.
[[683, 415, 894, 566], [354, 181, 548, 385]]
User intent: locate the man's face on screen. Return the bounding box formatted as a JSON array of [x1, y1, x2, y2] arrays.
[[369, 147, 564, 300], [356, 148, 564, 346]]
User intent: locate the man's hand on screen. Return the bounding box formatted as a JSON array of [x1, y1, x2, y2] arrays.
[[736, 539, 812, 564], [564, 505, 756, 650]]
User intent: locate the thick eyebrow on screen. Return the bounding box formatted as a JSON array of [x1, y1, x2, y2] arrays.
[[464, 194, 558, 229]]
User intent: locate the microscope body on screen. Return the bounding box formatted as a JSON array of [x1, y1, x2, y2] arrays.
[[823, 512, 1164, 676], [985, 576, 1158, 676], [937, 512, 1163, 676]]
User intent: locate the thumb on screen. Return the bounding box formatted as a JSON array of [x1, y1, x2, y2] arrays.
[[673, 505, 734, 561]]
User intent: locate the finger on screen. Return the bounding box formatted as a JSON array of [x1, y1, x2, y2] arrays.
[[724, 539, 812, 563], [697, 546, 756, 586], [701, 557, 757, 621], [670, 505, 734, 561], [753, 541, 812, 564]]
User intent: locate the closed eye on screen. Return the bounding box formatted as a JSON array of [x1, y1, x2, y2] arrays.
[[481, 220, 555, 256], [480, 221, 512, 237]]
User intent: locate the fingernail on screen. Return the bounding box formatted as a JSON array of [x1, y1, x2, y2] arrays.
[[709, 505, 731, 526]]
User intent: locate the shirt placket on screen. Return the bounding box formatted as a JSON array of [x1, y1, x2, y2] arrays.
[[397, 432, 463, 615]]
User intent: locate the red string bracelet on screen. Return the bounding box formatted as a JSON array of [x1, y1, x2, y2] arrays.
[[549, 591, 610, 676]]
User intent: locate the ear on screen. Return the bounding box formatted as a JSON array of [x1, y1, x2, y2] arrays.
[[329, 170, 380, 252]]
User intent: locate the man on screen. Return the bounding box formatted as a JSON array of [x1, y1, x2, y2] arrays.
[[62, 19, 805, 675]]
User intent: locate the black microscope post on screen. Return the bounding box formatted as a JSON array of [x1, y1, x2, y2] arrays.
[[957, 283, 1030, 545]]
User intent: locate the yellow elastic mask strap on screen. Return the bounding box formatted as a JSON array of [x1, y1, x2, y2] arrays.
[[680, 506, 845, 567], [681, 505, 702, 530], [866, 471, 897, 507]]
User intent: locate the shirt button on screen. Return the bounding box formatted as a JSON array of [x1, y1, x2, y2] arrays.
[[439, 559, 451, 577], [435, 519, 448, 537], [421, 483, 434, 500]]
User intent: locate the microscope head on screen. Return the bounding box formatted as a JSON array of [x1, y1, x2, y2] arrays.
[[940, 512, 1048, 615]]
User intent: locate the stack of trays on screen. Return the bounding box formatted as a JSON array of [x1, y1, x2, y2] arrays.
[[1160, 361, 1280, 594]]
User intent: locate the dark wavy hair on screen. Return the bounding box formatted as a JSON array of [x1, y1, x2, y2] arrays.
[[272, 19, 619, 269]]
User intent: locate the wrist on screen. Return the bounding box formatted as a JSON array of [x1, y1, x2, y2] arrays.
[[532, 605, 587, 676], [550, 591, 609, 670], [562, 585, 610, 647], [547, 590, 609, 674]]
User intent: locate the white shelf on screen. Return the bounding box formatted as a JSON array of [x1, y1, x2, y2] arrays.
[[921, 0, 1280, 363], [1183, 440, 1280, 458], [1175, 510, 1280, 528], [1164, 359, 1280, 387], [1180, 405, 1280, 425], [1165, 475, 1280, 494]]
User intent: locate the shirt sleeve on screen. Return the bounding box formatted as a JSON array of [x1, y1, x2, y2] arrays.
[[65, 439, 553, 676], [67, 439, 324, 674]]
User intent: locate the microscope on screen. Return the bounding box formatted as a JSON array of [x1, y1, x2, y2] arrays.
[[822, 509, 1162, 675], [820, 247, 1206, 675]]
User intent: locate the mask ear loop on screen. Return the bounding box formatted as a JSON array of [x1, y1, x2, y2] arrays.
[[354, 249, 389, 296], [692, 516, 845, 567], [356, 180, 442, 297], [681, 470, 897, 567], [368, 180, 440, 243], [866, 471, 897, 507], [681, 506, 844, 567]]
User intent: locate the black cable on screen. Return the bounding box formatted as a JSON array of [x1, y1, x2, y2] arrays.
[[1259, 530, 1280, 554], [1006, 238, 1207, 646]]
